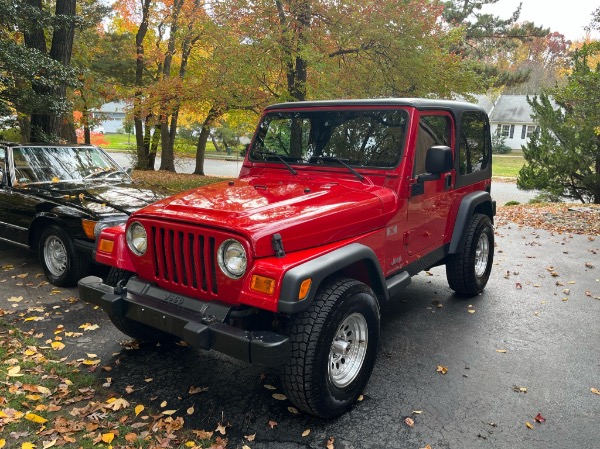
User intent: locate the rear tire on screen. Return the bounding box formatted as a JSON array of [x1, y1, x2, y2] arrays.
[[280, 278, 380, 418], [446, 213, 494, 296]]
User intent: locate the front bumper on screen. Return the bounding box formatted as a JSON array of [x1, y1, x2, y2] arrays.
[[78, 276, 290, 367]]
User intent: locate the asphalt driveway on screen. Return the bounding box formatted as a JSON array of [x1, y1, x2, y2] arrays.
[[1, 221, 598, 449]]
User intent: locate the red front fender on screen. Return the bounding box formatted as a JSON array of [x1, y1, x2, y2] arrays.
[[94, 224, 136, 272]]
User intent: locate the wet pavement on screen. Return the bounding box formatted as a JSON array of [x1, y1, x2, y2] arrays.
[[1, 221, 598, 449]]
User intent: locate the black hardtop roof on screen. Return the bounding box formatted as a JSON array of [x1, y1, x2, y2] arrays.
[[265, 98, 487, 115]]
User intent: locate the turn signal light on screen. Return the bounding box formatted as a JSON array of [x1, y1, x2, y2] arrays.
[[250, 275, 276, 295], [298, 278, 312, 300], [81, 219, 97, 240], [98, 239, 114, 253]]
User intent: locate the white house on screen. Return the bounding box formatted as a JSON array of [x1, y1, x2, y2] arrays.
[[486, 95, 539, 150], [91, 101, 127, 133]]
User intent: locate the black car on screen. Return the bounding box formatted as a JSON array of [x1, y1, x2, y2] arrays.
[[0, 142, 166, 286]]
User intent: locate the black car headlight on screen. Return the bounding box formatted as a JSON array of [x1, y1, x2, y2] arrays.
[[126, 221, 147, 256], [94, 218, 127, 238], [217, 239, 247, 279]]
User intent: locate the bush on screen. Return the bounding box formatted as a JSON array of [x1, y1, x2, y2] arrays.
[[492, 129, 512, 154], [0, 127, 21, 142]]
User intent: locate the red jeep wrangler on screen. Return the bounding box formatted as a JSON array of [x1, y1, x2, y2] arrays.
[[79, 99, 495, 418]]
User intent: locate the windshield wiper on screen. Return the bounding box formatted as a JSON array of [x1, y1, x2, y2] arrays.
[[311, 156, 364, 181], [252, 150, 297, 176]]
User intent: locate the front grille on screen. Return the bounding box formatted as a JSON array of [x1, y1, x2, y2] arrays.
[[150, 225, 218, 295]]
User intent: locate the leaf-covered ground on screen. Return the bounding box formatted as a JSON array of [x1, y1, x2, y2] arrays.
[[496, 203, 600, 236]]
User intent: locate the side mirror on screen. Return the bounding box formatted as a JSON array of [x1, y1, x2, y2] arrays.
[[425, 145, 453, 174]]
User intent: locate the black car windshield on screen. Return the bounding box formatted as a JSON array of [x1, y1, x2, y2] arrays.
[[12, 146, 127, 185], [249, 109, 408, 169]]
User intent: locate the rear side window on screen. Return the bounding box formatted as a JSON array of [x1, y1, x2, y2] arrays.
[[459, 111, 490, 175]]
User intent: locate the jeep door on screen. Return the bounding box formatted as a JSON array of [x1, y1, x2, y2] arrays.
[[405, 112, 455, 257]]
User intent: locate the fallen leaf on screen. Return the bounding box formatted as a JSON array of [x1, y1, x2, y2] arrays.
[[7, 365, 24, 377], [302, 429, 310, 437], [420, 446, 432, 449], [326, 437, 335, 449], [160, 400, 168, 407], [187, 405, 195, 415], [8, 296, 23, 302], [101, 433, 115, 444], [50, 341, 65, 351], [135, 404, 144, 416], [268, 420, 278, 429], [188, 386, 208, 395], [436, 365, 448, 375], [525, 422, 534, 429], [263, 384, 277, 390], [404, 417, 415, 427], [287, 406, 299, 414], [245, 433, 256, 441], [272, 393, 287, 401], [25, 412, 48, 424], [496, 349, 507, 353], [516, 282, 523, 289], [22, 443, 35, 449], [215, 423, 227, 435], [192, 430, 213, 439], [242, 445, 251, 449], [162, 409, 177, 415], [105, 397, 130, 410], [42, 440, 57, 449], [534, 413, 546, 423], [591, 388, 600, 395]]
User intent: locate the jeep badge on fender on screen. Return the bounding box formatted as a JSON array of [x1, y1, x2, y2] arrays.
[[79, 99, 496, 418]]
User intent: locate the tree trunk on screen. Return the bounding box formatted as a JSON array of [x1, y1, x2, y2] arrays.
[[134, 0, 152, 169], [194, 108, 220, 175]]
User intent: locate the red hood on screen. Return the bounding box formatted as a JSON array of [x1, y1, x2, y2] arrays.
[[134, 175, 397, 257]]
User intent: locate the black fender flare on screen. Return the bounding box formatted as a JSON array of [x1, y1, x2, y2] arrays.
[[448, 191, 495, 254], [277, 243, 387, 313]]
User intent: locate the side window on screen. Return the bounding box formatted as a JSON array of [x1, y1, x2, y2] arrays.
[[0, 148, 5, 184], [413, 115, 451, 176], [459, 111, 490, 175]]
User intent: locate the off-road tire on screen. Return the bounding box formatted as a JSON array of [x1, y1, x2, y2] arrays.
[[105, 267, 134, 287], [280, 278, 380, 418], [39, 225, 90, 287], [446, 213, 494, 296]]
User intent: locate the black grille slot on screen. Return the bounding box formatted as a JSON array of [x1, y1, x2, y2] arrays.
[[150, 225, 218, 294]]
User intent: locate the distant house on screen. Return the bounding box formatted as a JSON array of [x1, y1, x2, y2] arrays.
[[91, 101, 127, 133], [487, 95, 540, 151]]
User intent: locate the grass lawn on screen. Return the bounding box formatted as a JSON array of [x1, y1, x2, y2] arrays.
[[492, 153, 525, 178]]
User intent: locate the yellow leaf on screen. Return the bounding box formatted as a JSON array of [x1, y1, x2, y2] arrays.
[[42, 440, 57, 449], [302, 429, 310, 437], [52, 177, 60, 183], [24, 316, 43, 322], [105, 398, 129, 410], [82, 359, 100, 365], [0, 439, 5, 448], [186, 405, 194, 415], [591, 388, 600, 395], [101, 433, 115, 444], [50, 341, 65, 351], [8, 365, 24, 377], [25, 413, 48, 424], [215, 423, 227, 435], [242, 446, 251, 449], [436, 365, 448, 375], [526, 421, 534, 429], [495, 349, 507, 353], [263, 384, 277, 390], [8, 296, 23, 302], [245, 433, 256, 441], [22, 443, 36, 449], [272, 393, 287, 401], [162, 409, 177, 415], [37, 386, 51, 396], [135, 405, 145, 416], [185, 442, 196, 448], [160, 400, 168, 407]]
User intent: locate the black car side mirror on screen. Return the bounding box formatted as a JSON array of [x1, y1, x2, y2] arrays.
[[417, 146, 453, 182]]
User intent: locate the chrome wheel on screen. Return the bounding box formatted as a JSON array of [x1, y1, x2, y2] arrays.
[[43, 235, 68, 277], [474, 233, 490, 278], [329, 312, 369, 388]]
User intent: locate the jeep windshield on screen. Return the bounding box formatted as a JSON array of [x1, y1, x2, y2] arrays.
[[12, 146, 129, 186], [249, 109, 408, 169]]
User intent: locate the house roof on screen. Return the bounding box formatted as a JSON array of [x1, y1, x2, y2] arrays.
[[489, 95, 535, 124]]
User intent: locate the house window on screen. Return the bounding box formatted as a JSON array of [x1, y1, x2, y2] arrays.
[[500, 124, 515, 138], [520, 125, 537, 139]]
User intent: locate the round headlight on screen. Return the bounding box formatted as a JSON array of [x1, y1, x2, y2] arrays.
[[126, 221, 147, 256], [217, 239, 247, 279]]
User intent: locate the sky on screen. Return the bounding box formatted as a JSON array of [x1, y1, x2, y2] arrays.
[[483, 0, 599, 41]]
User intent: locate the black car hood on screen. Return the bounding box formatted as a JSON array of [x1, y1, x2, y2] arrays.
[[21, 181, 168, 217]]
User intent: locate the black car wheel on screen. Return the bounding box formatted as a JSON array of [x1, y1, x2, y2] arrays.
[[105, 267, 134, 287], [280, 278, 380, 418], [446, 213, 494, 296], [39, 225, 90, 287]]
